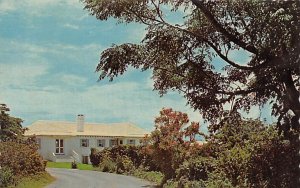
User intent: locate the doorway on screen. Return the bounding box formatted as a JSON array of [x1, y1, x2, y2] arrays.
[[82, 156, 89, 164]]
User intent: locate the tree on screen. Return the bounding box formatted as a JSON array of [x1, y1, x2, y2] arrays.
[[83, 0, 300, 132], [0, 104, 25, 142], [0, 105, 43, 187], [144, 108, 202, 182], [205, 118, 299, 187]]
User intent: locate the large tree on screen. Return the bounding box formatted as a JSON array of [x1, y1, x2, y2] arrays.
[[83, 0, 300, 132]]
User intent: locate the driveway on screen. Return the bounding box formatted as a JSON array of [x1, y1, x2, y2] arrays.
[[46, 168, 156, 188]]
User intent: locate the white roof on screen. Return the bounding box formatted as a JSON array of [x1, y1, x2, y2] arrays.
[[25, 120, 148, 137]]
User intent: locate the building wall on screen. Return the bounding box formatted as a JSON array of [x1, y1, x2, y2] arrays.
[[37, 136, 73, 161], [37, 136, 54, 160], [37, 136, 142, 164]]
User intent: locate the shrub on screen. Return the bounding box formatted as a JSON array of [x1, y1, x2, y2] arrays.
[[43, 160, 48, 167], [71, 161, 77, 169], [0, 141, 45, 176], [90, 148, 101, 167], [204, 171, 235, 188], [176, 156, 215, 182], [163, 180, 205, 188], [116, 155, 135, 174], [108, 145, 142, 167], [182, 181, 205, 188], [137, 146, 160, 171], [100, 157, 116, 173], [90, 145, 157, 173], [203, 120, 300, 188], [0, 167, 14, 187], [133, 169, 163, 184]]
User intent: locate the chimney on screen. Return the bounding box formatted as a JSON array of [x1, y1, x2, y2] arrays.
[[77, 114, 84, 132]]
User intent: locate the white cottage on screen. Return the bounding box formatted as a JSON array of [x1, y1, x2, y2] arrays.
[[25, 115, 148, 164]]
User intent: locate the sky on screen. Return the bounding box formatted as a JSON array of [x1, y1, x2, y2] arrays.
[[0, 0, 275, 132], [0, 0, 207, 132]]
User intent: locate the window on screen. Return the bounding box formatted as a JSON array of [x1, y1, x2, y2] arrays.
[[55, 139, 64, 154], [119, 140, 123, 145], [81, 139, 89, 147], [109, 139, 117, 147], [97, 139, 105, 147], [127, 139, 136, 146]]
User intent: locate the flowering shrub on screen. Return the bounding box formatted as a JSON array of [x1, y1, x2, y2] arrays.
[[144, 108, 202, 182], [116, 155, 134, 174], [0, 141, 45, 176]]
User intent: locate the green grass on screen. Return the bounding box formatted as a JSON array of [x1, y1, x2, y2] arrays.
[[12, 173, 55, 188], [46, 161, 94, 170]]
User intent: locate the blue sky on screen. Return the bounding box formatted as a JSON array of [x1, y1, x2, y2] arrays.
[[0, 0, 275, 132], [0, 0, 209, 132]]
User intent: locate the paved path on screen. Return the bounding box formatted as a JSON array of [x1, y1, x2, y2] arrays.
[[46, 168, 156, 188]]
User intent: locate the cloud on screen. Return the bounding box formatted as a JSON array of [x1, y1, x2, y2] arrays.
[[0, 38, 103, 64], [3, 40, 47, 54], [0, 1, 16, 12], [60, 74, 87, 85], [0, 61, 48, 88], [0, 0, 204, 132], [1, 71, 202, 130], [0, 0, 83, 15], [63, 23, 80, 30]]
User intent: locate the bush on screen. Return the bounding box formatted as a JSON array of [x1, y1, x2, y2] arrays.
[[90, 148, 101, 167], [176, 156, 215, 182], [133, 169, 163, 184], [116, 155, 135, 174], [71, 161, 77, 169], [90, 145, 158, 174], [163, 180, 205, 188], [0, 167, 14, 187], [204, 171, 235, 188], [137, 146, 160, 171], [107, 145, 142, 167], [203, 121, 300, 188], [100, 157, 116, 173], [0, 141, 45, 176]]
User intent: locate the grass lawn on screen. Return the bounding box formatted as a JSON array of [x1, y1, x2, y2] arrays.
[[12, 173, 55, 188], [46, 161, 94, 170]]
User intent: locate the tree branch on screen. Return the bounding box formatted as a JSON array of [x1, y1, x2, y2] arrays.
[[282, 70, 300, 117], [205, 40, 254, 70], [125, 10, 152, 26], [150, 0, 166, 23], [127, 5, 259, 71], [191, 0, 259, 55]]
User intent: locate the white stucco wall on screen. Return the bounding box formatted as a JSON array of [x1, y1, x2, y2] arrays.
[[37, 136, 142, 164], [37, 136, 73, 161]]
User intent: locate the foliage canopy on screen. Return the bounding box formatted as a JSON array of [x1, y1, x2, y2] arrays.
[[204, 118, 299, 187], [89, 108, 298, 187], [83, 0, 300, 132], [0, 104, 25, 142], [144, 108, 202, 181]]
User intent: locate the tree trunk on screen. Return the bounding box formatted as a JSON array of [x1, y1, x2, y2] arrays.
[[283, 70, 300, 118]]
